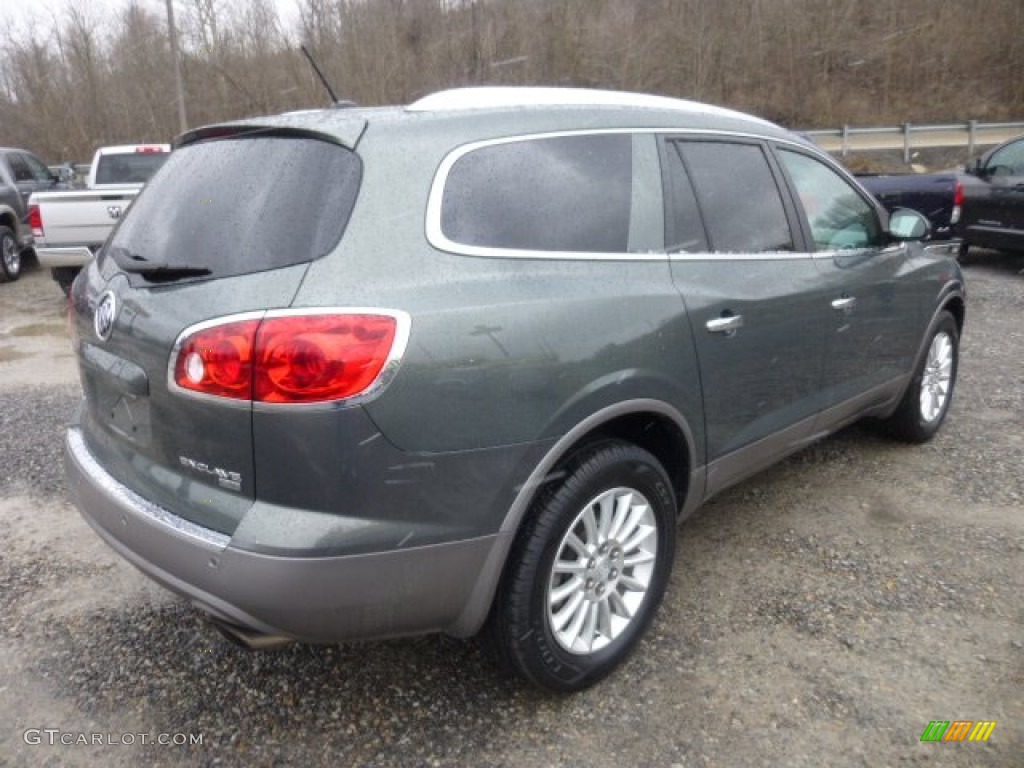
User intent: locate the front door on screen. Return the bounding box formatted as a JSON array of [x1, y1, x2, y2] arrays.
[[775, 146, 921, 423]]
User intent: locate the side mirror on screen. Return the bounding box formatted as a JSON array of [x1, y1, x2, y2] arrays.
[[888, 208, 930, 241]]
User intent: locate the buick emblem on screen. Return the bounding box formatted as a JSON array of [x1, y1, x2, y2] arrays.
[[107, 205, 122, 219], [94, 291, 117, 341]]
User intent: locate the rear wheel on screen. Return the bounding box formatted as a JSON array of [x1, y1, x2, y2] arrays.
[[0, 227, 21, 282], [488, 441, 676, 692], [880, 311, 958, 443]]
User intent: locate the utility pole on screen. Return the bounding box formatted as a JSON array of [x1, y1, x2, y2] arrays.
[[165, 0, 188, 132]]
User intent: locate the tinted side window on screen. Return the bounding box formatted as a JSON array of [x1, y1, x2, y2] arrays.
[[21, 153, 53, 182], [778, 149, 882, 251], [107, 135, 361, 279], [987, 139, 1024, 176], [663, 143, 708, 253], [7, 154, 33, 182], [675, 141, 793, 253], [441, 134, 632, 253]]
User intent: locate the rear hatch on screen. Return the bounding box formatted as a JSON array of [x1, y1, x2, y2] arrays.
[[71, 124, 363, 535]]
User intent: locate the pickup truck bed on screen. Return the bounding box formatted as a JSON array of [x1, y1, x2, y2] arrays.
[[31, 188, 138, 267], [856, 134, 1024, 255], [28, 144, 168, 293], [857, 172, 961, 240]]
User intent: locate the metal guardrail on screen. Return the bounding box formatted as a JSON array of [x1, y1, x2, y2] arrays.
[[802, 120, 1024, 162]]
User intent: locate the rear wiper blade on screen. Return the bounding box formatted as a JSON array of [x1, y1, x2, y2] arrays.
[[132, 265, 212, 281]]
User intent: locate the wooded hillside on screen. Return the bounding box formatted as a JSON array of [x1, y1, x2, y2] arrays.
[[2, 0, 1022, 162]]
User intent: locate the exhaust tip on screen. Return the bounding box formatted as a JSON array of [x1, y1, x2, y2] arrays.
[[208, 617, 294, 651]]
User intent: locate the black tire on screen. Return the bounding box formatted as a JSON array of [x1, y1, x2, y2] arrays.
[[488, 440, 676, 693], [0, 226, 21, 282], [880, 310, 959, 443]]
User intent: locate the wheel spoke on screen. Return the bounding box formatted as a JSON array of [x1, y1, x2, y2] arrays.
[[619, 574, 648, 593], [553, 559, 588, 575], [549, 576, 583, 606], [615, 503, 650, 547], [596, 493, 615, 538], [623, 550, 656, 568], [579, 602, 599, 651], [565, 532, 589, 559], [598, 599, 613, 639], [563, 593, 590, 642], [608, 589, 632, 620], [607, 493, 632, 541], [582, 505, 599, 548], [622, 522, 655, 555], [551, 590, 586, 631]]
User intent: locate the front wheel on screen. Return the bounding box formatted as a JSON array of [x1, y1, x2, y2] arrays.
[[880, 311, 959, 443], [488, 441, 676, 692], [0, 226, 21, 282]]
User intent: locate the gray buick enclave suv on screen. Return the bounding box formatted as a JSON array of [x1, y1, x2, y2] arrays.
[[65, 87, 964, 692]]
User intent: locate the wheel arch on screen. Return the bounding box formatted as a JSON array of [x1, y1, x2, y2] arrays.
[[942, 293, 965, 335], [0, 207, 18, 234], [447, 399, 701, 638]]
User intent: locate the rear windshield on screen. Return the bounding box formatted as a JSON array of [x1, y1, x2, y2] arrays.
[[107, 134, 361, 280], [94, 152, 168, 185]]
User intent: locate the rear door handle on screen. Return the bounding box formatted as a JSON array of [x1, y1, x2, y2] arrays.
[[706, 314, 744, 334], [831, 296, 857, 312]]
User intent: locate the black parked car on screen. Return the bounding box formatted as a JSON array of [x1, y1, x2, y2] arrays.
[[959, 134, 1024, 255], [0, 146, 61, 282]]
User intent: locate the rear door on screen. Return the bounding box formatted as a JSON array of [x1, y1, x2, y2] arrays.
[[72, 129, 363, 535], [665, 137, 828, 495]]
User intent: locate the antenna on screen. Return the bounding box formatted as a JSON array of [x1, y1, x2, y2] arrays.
[[300, 45, 340, 105]]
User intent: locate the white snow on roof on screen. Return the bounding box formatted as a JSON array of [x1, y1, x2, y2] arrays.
[[407, 87, 773, 126]]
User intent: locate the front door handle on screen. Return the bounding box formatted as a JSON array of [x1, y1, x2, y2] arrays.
[[706, 314, 744, 334], [831, 296, 857, 312]]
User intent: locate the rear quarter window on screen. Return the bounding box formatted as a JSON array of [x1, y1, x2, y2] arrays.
[[107, 134, 361, 279], [436, 133, 662, 255]]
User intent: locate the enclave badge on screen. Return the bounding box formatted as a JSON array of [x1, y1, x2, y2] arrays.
[[94, 291, 117, 341]]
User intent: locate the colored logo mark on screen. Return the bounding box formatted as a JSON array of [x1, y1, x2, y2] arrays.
[[920, 720, 996, 742]]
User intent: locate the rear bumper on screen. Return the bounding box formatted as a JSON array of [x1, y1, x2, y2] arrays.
[[36, 245, 95, 268], [65, 426, 501, 643]]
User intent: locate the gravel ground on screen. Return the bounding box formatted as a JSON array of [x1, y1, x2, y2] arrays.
[[1, 254, 1021, 767]]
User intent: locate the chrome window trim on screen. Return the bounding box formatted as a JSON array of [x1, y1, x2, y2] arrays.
[[425, 128, 822, 262], [167, 307, 412, 411]]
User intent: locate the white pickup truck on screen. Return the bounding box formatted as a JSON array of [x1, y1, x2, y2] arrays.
[[29, 144, 169, 293]]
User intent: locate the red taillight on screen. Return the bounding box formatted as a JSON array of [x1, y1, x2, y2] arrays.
[[172, 312, 405, 404], [174, 319, 260, 399], [28, 204, 43, 238], [135, 146, 166, 153], [951, 181, 964, 225]]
